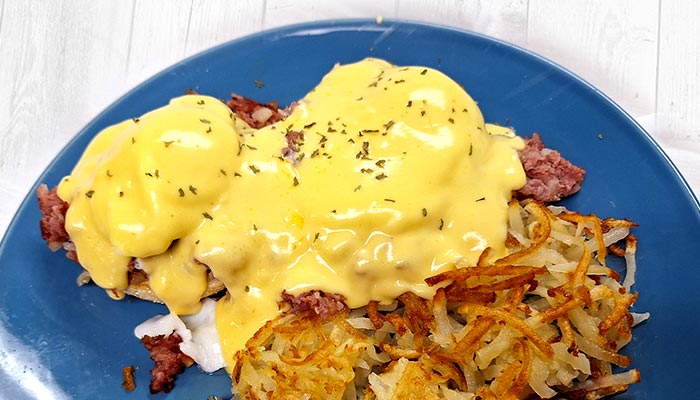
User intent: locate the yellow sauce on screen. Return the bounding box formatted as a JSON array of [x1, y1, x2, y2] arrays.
[[57, 58, 526, 369]]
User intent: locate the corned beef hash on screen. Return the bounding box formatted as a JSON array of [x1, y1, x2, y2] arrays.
[[38, 58, 644, 398]]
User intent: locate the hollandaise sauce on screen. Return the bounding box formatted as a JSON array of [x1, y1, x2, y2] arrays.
[[57, 58, 526, 369]]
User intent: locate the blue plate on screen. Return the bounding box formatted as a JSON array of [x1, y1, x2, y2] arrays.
[[1, 20, 699, 399]]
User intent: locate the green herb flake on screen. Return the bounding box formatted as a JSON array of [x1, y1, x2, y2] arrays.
[[406, 100, 413, 108], [164, 140, 174, 148], [384, 198, 395, 203], [220, 169, 227, 176], [375, 159, 386, 168], [249, 164, 260, 174], [439, 218, 444, 230], [293, 176, 299, 186], [200, 118, 211, 124], [476, 197, 486, 202], [202, 212, 213, 220], [304, 122, 317, 129], [422, 208, 427, 217], [420, 69, 428, 75], [375, 173, 388, 180], [106, 170, 113, 177], [178, 188, 185, 197], [132, 118, 140, 123], [119, 191, 124, 197], [254, 80, 265, 88], [85, 190, 95, 198], [189, 185, 198, 195], [448, 117, 455, 124], [384, 120, 394, 130]]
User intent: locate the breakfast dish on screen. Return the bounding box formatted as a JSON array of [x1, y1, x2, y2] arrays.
[[39, 57, 624, 398], [1, 20, 700, 399]]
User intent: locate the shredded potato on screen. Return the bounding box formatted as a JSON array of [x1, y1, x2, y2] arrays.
[[232, 200, 642, 399]]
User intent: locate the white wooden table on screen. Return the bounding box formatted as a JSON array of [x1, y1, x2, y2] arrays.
[[2, 0, 699, 241]]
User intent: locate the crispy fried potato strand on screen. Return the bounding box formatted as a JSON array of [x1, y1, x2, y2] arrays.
[[459, 304, 554, 358], [490, 339, 531, 398], [232, 202, 643, 399], [559, 211, 607, 265]]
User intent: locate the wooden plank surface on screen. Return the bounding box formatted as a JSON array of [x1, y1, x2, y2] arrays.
[[1, 0, 699, 239]]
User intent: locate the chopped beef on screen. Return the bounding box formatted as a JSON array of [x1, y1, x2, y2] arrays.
[[140, 333, 194, 394], [36, 184, 71, 251], [121, 365, 136, 392], [281, 130, 305, 161], [227, 94, 287, 129], [281, 290, 348, 320], [517, 133, 586, 202]]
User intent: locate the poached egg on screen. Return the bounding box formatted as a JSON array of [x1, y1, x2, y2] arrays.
[[57, 58, 526, 369]]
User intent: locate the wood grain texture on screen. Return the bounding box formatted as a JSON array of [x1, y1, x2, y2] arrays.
[[0, 1, 135, 236], [1, 0, 699, 240], [186, 0, 264, 55], [527, 0, 659, 119], [396, 0, 528, 45], [263, 0, 398, 29], [657, 0, 700, 140], [125, 0, 194, 86], [653, 0, 700, 193]]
